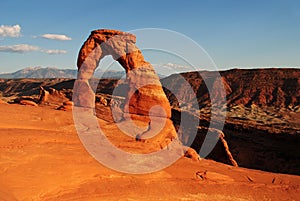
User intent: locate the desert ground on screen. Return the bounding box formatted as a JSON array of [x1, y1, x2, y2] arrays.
[[0, 103, 299, 201]]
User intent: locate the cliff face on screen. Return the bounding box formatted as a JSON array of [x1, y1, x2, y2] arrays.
[[224, 68, 300, 107], [162, 68, 300, 175], [162, 68, 300, 109]]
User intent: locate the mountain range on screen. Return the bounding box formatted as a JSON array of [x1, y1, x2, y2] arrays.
[[0, 67, 126, 79]]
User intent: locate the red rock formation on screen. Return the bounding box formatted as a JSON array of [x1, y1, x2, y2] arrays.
[[39, 87, 69, 107], [162, 69, 300, 108], [184, 147, 201, 161], [211, 128, 238, 167], [75, 29, 186, 155], [76, 29, 171, 118], [19, 99, 38, 106], [164, 69, 300, 172]]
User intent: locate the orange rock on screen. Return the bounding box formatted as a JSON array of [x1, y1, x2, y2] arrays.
[[19, 100, 38, 107], [56, 101, 74, 111], [123, 67, 171, 118], [73, 80, 95, 108], [75, 29, 175, 149], [76, 29, 171, 118], [57, 105, 72, 111], [63, 101, 74, 106], [39, 87, 69, 106], [0, 99, 7, 104], [184, 147, 201, 161], [97, 96, 108, 106]]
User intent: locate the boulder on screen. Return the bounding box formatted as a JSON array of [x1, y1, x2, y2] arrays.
[[184, 147, 201, 161], [19, 100, 38, 107]]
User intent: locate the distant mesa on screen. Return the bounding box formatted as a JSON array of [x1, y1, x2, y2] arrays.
[[162, 68, 300, 109]]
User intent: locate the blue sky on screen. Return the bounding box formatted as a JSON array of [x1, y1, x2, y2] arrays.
[[0, 0, 299, 72]]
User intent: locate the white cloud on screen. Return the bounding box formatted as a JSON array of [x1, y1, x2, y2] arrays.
[[153, 63, 192, 70], [0, 44, 40, 53], [0, 24, 21, 37], [43, 49, 67, 54], [164, 62, 191, 70], [0, 44, 67, 54], [41, 34, 72, 41]]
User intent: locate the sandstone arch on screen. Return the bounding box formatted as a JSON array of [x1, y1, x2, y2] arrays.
[[75, 29, 171, 118], [74, 29, 177, 145]]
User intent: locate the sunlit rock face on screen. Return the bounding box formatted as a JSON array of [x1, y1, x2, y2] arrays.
[[74, 29, 189, 154]]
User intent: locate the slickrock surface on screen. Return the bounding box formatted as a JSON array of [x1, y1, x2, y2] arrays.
[[1, 104, 300, 201]]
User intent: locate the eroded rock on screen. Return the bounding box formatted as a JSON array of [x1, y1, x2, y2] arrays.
[[76, 29, 171, 117], [184, 147, 201, 161], [19, 100, 38, 107], [75, 29, 177, 150], [57, 101, 74, 111], [39, 87, 69, 106]]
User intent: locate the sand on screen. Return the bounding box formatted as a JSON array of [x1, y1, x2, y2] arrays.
[[0, 104, 299, 201]]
